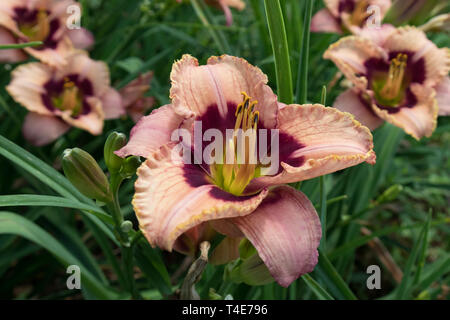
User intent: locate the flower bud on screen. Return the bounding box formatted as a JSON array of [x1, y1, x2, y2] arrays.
[[120, 156, 142, 179], [120, 220, 133, 233], [104, 132, 127, 174], [239, 238, 256, 259], [62, 148, 112, 202], [228, 254, 274, 286], [375, 184, 403, 205]]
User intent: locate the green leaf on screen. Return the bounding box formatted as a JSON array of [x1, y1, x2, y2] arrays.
[[264, 0, 293, 104], [314, 250, 357, 300], [0, 211, 117, 299], [295, 0, 314, 104], [301, 274, 335, 300], [0, 41, 43, 49], [0, 194, 113, 225]]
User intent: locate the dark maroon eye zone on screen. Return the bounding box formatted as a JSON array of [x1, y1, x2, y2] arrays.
[[13, 7, 61, 50], [41, 74, 94, 117]]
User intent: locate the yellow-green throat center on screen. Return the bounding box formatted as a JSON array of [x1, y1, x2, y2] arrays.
[[373, 53, 408, 107], [52, 78, 83, 116], [19, 10, 50, 42], [211, 92, 260, 196]]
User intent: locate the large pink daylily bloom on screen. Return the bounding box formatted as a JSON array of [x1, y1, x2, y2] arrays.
[[120, 72, 155, 123], [116, 54, 376, 287], [0, 0, 94, 66], [311, 0, 391, 35], [6, 51, 124, 146], [324, 26, 450, 139], [176, 0, 245, 26]]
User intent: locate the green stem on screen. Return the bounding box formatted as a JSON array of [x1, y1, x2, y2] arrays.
[[319, 86, 327, 252], [296, 0, 314, 104], [264, 0, 293, 104], [0, 41, 43, 49]]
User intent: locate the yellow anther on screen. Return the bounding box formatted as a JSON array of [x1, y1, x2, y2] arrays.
[[380, 53, 408, 101]]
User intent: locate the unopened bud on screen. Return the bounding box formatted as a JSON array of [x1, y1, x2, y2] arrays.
[[239, 238, 256, 259], [62, 148, 112, 202], [104, 132, 127, 174], [120, 220, 133, 233], [375, 184, 403, 205], [120, 156, 141, 179], [419, 14, 450, 33]]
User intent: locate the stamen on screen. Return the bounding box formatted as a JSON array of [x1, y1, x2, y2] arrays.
[[380, 53, 408, 101], [212, 92, 260, 195]]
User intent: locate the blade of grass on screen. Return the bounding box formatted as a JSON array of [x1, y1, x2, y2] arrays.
[[295, 0, 314, 104], [319, 86, 327, 252], [301, 274, 335, 300], [264, 0, 293, 104]]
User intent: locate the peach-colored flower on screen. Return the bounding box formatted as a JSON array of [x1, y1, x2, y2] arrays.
[[116, 54, 376, 287], [177, 0, 245, 26], [120, 72, 155, 123], [311, 0, 391, 35], [324, 26, 450, 139], [0, 0, 94, 66], [7, 51, 124, 146]]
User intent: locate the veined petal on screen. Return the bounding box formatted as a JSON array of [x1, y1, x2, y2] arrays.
[[170, 54, 278, 128], [435, 76, 450, 116], [25, 36, 73, 68], [333, 88, 384, 130], [61, 96, 104, 135], [6, 62, 54, 116], [22, 112, 70, 146], [67, 28, 94, 50], [383, 27, 450, 87], [250, 104, 375, 188], [0, 27, 27, 63], [133, 143, 269, 251], [55, 51, 110, 97], [115, 105, 184, 158], [371, 84, 438, 139], [324, 36, 386, 90], [232, 186, 321, 287], [311, 8, 343, 34], [100, 88, 125, 120]]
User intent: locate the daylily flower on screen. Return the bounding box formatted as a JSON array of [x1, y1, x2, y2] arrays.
[[324, 26, 450, 139], [311, 0, 391, 35], [116, 54, 376, 287], [176, 0, 245, 26], [119, 72, 155, 123], [0, 0, 94, 65], [6, 51, 124, 146]]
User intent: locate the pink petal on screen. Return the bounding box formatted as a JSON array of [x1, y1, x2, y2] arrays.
[[333, 88, 384, 130], [383, 27, 450, 87], [435, 76, 450, 116], [210, 236, 242, 265], [250, 104, 376, 188], [324, 36, 386, 91], [218, 0, 233, 26], [6, 62, 54, 116], [115, 105, 184, 158], [119, 72, 153, 108], [67, 28, 95, 50], [25, 36, 74, 68], [128, 97, 155, 122], [61, 96, 104, 135], [0, 27, 27, 63], [371, 84, 438, 139], [232, 186, 321, 287], [358, 24, 396, 47], [101, 88, 125, 120], [22, 112, 70, 146], [311, 9, 343, 34], [133, 143, 269, 251], [324, 0, 340, 16], [170, 54, 278, 128]]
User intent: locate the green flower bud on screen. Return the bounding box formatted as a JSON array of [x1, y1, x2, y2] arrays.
[[120, 156, 142, 179], [104, 132, 127, 174], [228, 254, 274, 286], [239, 238, 256, 259], [62, 148, 112, 203], [375, 184, 403, 205], [120, 220, 133, 233]]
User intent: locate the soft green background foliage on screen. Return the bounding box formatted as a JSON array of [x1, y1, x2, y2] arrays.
[[0, 0, 449, 300]]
